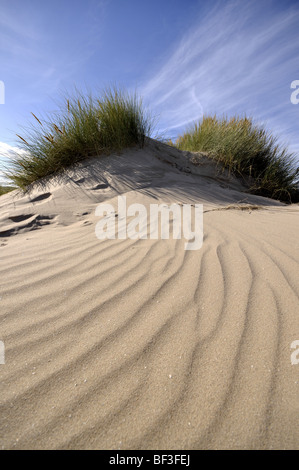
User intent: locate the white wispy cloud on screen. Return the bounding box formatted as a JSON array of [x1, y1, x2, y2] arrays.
[[0, 142, 26, 160], [141, 0, 299, 154], [0, 142, 28, 184]]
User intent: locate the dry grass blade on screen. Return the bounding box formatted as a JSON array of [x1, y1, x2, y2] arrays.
[[16, 134, 29, 145], [31, 113, 43, 126]]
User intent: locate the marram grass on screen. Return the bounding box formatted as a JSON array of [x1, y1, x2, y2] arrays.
[[4, 95, 299, 202], [176, 116, 299, 203], [6, 87, 154, 189], [0, 185, 16, 196]]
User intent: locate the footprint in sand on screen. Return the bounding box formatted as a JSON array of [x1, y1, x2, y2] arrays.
[[73, 177, 85, 184], [29, 192, 52, 203], [9, 214, 35, 223], [89, 183, 109, 190]]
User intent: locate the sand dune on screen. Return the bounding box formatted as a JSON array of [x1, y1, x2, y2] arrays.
[[0, 140, 298, 449]]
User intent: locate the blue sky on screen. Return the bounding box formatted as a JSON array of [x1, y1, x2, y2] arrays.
[[0, 0, 299, 183]]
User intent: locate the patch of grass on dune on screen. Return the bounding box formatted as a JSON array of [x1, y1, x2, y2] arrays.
[[6, 87, 154, 190], [176, 116, 299, 203], [0, 185, 16, 196]]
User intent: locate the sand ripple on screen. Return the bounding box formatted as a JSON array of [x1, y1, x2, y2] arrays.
[[0, 204, 298, 449]]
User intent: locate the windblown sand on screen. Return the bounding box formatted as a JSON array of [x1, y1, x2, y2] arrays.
[[0, 140, 298, 449]]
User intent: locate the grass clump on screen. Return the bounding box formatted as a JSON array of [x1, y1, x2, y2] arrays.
[[7, 87, 153, 189], [0, 185, 16, 196], [176, 116, 299, 202]]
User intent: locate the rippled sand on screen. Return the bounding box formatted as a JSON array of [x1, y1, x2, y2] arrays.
[[0, 140, 298, 449]]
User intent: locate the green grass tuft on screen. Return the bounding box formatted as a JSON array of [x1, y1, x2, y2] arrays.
[[176, 116, 299, 203], [0, 185, 16, 196], [6, 87, 154, 189]]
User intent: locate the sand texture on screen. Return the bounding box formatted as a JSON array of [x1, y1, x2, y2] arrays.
[[0, 140, 298, 449]]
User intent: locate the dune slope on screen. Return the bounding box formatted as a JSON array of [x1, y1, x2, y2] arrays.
[[0, 140, 298, 449]]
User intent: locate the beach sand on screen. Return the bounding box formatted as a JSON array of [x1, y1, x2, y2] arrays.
[[0, 140, 298, 449]]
